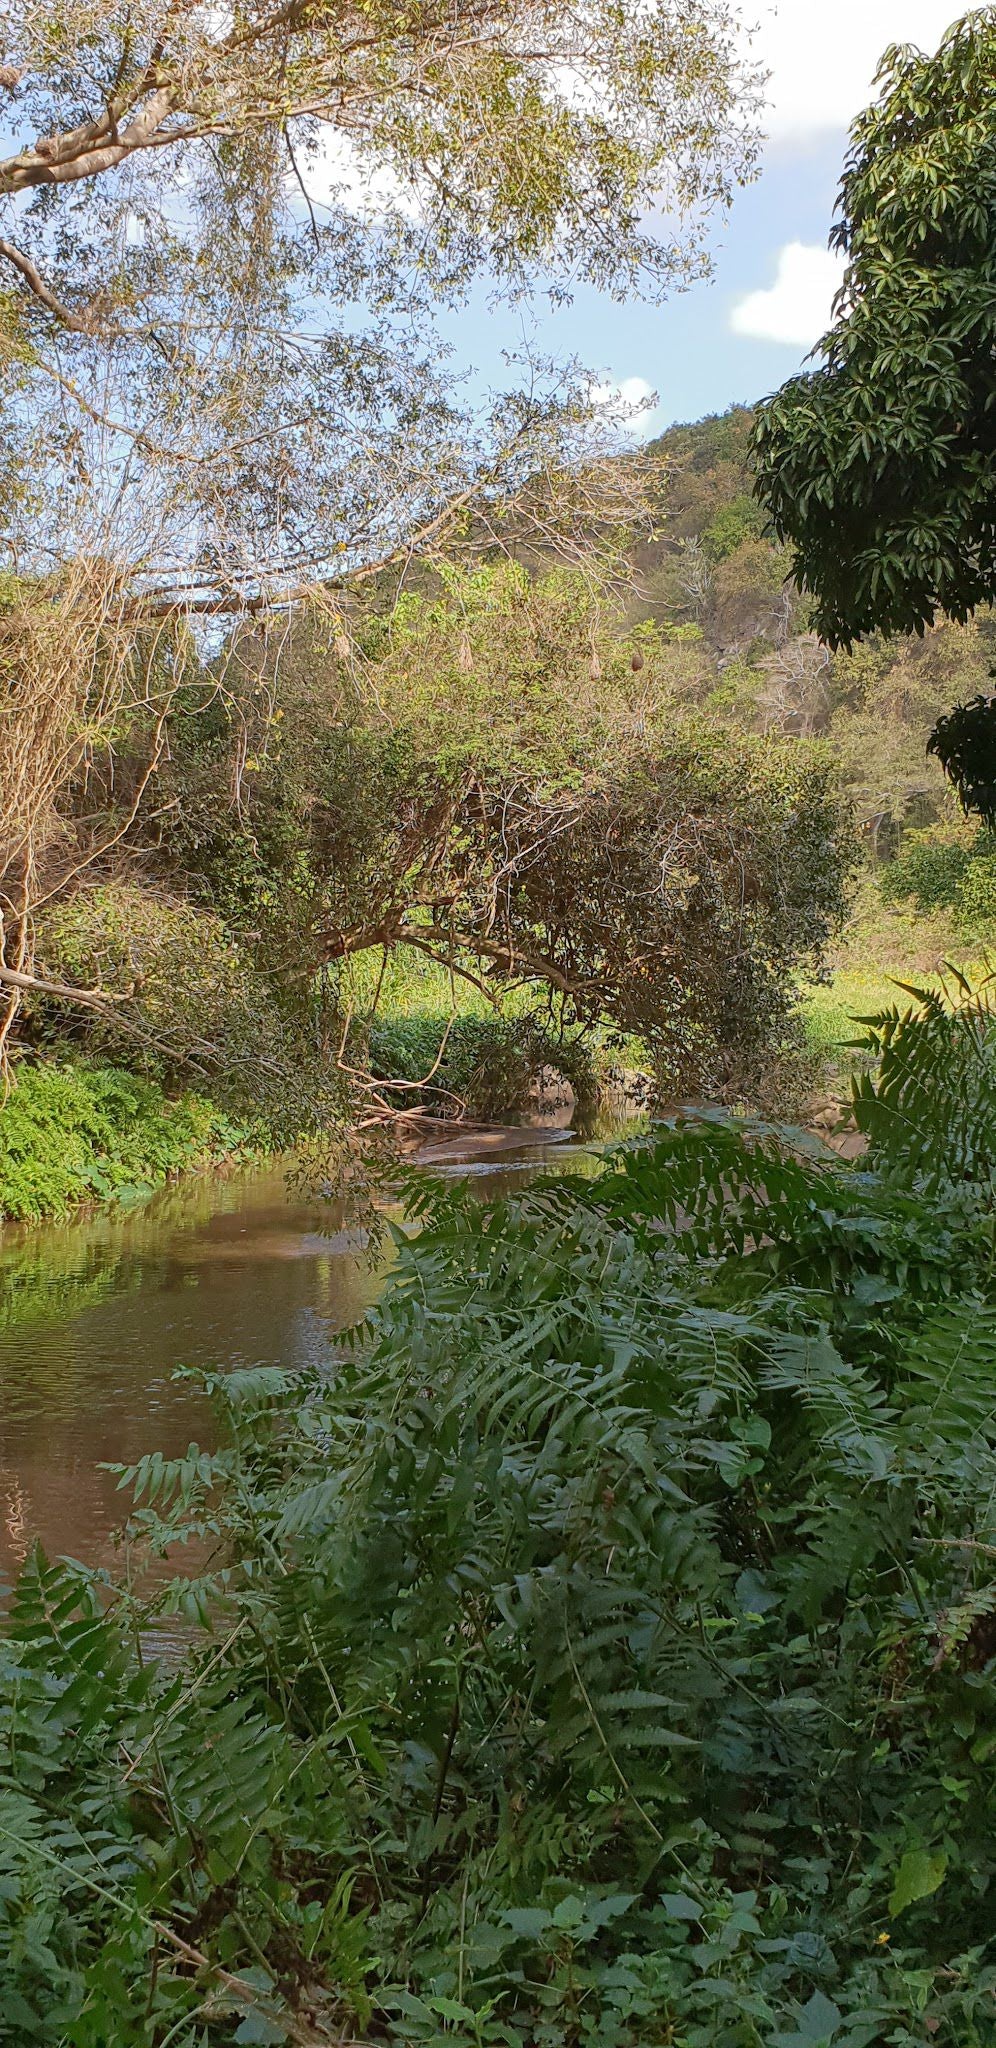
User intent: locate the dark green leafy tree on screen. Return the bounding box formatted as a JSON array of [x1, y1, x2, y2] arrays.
[[927, 695, 996, 826], [752, 11, 996, 651], [140, 567, 852, 1100]]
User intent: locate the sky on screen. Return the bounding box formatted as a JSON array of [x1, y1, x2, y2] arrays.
[[437, 0, 962, 438]]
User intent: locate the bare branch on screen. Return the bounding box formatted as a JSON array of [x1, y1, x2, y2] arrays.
[[0, 236, 99, 333], [2, 86, 175, 194]]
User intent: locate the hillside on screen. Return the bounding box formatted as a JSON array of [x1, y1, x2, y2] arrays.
[[636, 407, 994, 858]]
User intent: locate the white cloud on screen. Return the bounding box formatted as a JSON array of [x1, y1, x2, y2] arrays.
[[309, 132, 423, 221], [730, 240, 846, 348], [750, 1, 959, 143], [591, 375, 662, 438]]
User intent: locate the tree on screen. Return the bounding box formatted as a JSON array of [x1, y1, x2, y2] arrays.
[[1, 0, 762, 615], [0, 0, 762, 1058], [751, 11, 996, 652], [112, 566, 849, 1100]]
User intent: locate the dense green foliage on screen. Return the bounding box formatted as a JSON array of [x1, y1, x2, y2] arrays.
[[0, 0, 761, 1103], [6, 991, 996, 2041], [881, 827, 996, 931], [30, 884, 343, 1142], [752, 10, 996, 648], [366, 1013, 596, 1123], [637, 410, 995, 850], [927, 696, 996, 830], [28, 565, 850, 1110], [0, 1063, 253, 1222], [849, 969, 996, 1189], [19, 404, 996, 1131], [881, 836, 977, 916]]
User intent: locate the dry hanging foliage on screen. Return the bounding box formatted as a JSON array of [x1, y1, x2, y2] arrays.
[[0, 563, 180, 1067]]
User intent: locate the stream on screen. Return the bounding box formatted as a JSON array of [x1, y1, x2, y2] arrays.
[[0, 1121, 620, 1586]]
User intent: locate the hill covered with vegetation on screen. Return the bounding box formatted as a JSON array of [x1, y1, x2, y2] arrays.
[[638, 407, 993, 856], [626, 407, 996, 1018]]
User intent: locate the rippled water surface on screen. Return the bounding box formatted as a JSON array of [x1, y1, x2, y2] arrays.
[[0, 1125, 605, 1580]]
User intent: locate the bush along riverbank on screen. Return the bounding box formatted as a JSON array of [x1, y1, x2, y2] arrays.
[[0, 992, 646, 1228], [0, 1061, 256, 1223], [3, 983, 996, 2042], [0, 1023, 598, 1229]]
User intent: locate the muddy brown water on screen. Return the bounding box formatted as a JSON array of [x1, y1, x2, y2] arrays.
[[0, 1122, 618, 1586]]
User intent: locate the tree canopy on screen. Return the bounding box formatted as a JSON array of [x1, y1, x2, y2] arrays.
[[29, 568, 851, 1110], [751, 10, 996, 650], [0, 0, 761, 616]]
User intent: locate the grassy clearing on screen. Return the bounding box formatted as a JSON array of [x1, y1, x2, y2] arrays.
[[800, 967, 908, 1069], [341, 947, 496, 1022], [799, 879, 995, 1084], [343, 949, 653, 1113]]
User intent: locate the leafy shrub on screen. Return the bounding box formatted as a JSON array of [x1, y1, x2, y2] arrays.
[[700, 491, 767, 563], [954, 849, 996, 928], [0, 1061, 252, 1221], [881, 827, 996, 929], [36, 883, 273, 1073], [880, 832, 972, 911], [366, 1012, 597, 1120], [6, 999, 996, 2039], [34, 883, 341, 1136], [849, 967, 996, 1190]]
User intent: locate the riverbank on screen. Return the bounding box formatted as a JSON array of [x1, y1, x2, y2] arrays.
[[0, 1060, 257, 1223], [1, 913, 968, 1227], [5, 991, 996, 2046]]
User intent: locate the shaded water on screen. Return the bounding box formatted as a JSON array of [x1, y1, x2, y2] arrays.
[[0, 1126, 605, 1583]]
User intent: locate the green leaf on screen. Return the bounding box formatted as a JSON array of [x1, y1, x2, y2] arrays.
[[797, 1990, 842, 2041], [503, 1908, 552, 1938], [234, 2012, 289, 2044], [889, 1847, 948, 1917], [660, 1893, 702, 1921]]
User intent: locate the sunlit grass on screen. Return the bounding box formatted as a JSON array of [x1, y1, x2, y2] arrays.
[[341, 947, 653, 1079], [341, 948, 497, 1021], [800, 957, 993, 1069], [799, 969, 909, 1064]]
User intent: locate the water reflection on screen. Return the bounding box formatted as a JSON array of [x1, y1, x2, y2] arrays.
[[0, 1122, 622, 1579], [0, 1162, 381, 1580]]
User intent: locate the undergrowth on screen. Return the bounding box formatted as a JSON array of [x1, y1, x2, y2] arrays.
[[365, 1013, 598, 1121], [4, 986, 996, 2040], [798, 872, 988, 1085], [0, 1062, 255, 1222], [346, 951, 648, 1118]]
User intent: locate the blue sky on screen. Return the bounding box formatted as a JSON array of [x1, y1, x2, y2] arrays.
[[436, 0, 961, 436], [1, 0, 960, 440]]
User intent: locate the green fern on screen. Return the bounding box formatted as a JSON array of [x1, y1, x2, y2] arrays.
[[7, 1085, 996, 2042]]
